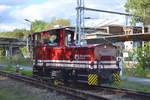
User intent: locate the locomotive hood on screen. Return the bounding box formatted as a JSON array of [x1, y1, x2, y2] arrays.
[[94, 42, 117, 60]]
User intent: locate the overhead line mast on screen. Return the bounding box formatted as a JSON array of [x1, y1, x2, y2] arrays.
[[75, 1, 142, 45], [75, 0, 85, 45]]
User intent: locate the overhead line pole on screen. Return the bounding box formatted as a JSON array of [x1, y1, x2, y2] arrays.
[[24, 19, 32, 58], [76, 0, 85, 45]]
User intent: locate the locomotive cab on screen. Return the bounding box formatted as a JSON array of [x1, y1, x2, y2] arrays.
[[33, 28, 75, 47]]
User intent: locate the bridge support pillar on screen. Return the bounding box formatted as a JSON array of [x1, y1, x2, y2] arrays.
[[5, 46, 13, 56], [5, 46, 23, 57]]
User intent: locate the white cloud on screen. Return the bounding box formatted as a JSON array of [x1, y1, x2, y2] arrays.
[[0, 23, 25, 31], [0, 0, 26, 6], [10, 0, 76, 22], [0, 5, 11, 13], [0, 0, 127, 32], [0, 0, 77, 31]]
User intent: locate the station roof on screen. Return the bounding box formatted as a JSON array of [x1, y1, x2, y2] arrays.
[[85, 33, 150, 43]]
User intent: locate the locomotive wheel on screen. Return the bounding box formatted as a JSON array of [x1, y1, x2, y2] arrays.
[[113, 73, 120, 85]]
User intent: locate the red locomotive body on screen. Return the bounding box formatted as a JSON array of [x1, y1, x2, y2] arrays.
[[32, 28, 120, 85]]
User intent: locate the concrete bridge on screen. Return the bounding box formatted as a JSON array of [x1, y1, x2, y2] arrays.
[[0, 38, 27, 56]]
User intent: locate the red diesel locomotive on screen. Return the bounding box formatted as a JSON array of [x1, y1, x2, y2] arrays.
[[32, 27, 120, 85]]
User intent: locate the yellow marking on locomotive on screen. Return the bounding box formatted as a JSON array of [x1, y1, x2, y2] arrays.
[[54, 80, 64, 86], [113, 73, 120, 84], [88, 74, 98, 85]]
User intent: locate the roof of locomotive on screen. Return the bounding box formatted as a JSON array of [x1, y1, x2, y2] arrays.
[[32, 27, 73, 35], [32, 26, 107, 35]]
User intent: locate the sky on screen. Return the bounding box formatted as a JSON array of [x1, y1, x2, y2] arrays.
[[0, 0, 127, 32]]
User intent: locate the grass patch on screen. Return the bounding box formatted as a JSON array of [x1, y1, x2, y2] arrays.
[[103, 79, 150, 93], [0, 66, 32, 76], [0, 56, 32, 67], [0, 66, 16, 72], [124, 67, 150, 78], [21, 70, 32, 76]]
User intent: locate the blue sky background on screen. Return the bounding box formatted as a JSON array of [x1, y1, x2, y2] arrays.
[[0, 0, 127, 31]]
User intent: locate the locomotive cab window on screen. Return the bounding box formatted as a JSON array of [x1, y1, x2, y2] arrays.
[[65, 31, 74, 46], [47, 31, 59, 46]]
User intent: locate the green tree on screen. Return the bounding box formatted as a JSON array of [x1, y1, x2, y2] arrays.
[[32, 20, 47, 32], [45, 18, 71, 30], [0, 29, 29, 39], [125, 0, 150, 25]]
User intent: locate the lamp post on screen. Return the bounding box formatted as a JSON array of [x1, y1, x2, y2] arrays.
[[24, 19, 32, 32], [24, 19, 32, 58]]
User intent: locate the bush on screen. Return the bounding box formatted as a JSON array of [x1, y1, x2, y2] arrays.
[[20, 46, 27, 57], [124, 42, 150, 78], [0, 48, 5, 56], [124, 57, 132, 61], [136, 42, 150, 70]]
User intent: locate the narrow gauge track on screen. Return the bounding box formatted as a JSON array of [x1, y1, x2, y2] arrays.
[[0, 70, 108, 100], [0, 70, 150, 100]]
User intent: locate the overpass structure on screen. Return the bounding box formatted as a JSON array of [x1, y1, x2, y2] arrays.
[[0, 38, 26, 56]]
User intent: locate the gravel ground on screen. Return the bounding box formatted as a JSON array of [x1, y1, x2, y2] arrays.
[[0, 75, 74, 100]]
